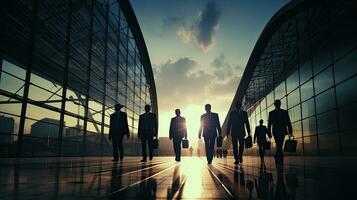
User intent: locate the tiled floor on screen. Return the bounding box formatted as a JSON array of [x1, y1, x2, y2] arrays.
[[0, 156, 356, 199]]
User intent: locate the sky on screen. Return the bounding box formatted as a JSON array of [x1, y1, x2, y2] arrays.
[[130, 0, 290, 142]]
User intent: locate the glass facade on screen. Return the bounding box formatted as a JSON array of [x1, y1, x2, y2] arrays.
[[0, 0, 157, 156], [225, 0, 357, 156]]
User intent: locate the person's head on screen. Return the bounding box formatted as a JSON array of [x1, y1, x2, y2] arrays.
[[175, 109, 181, 116], [235, 101, 242, 110], [259, 119, 263, 125], [274, 99, 281, 109], [144, 105, 151, 113], [115, 103, 124, 111], [205, 104, 211, 112]]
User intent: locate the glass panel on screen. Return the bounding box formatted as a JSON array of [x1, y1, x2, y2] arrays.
[[302, 98, 315, 119], [300, 79, 314, 102], [314, 67, 333, 94], [334, 50, 357, 84], [302, 117, 317, 136], [316, 110, 338, 135], [315, 88, 336, 114], [318, 134, 339, 155], [287, 88, 300, 108], [287, 71, 299, 93], [336, 75, 357, 107]]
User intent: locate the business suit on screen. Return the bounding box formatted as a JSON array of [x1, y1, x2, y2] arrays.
[[227, 109, 251, 162], [138, 112, 158, 160], [109, 111, 129, 161], [198, 112, 221, 163], [268, 108, 292, 163], [169, 116, 187, 161], [254, 125, 271, 159]]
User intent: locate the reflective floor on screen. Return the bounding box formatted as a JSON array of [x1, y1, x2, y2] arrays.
[[1, 156, 356, 199]]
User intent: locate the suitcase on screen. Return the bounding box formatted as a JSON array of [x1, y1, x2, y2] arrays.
[[284, 136, 297, 153], [152, 138, 159, 149], [245, 135, 253, 148], [216, 136, 223, 147], [182, 139, 189, 148], [264, 141, 271, 150]]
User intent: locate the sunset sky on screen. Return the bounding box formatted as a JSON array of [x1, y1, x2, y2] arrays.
[[130, 0, 290, 142]]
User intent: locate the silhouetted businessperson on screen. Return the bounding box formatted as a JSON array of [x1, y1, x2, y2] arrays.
[[169, 109, 187, 162], [109, 103, 129, 161], [198, 104, 222, 164], [138, 105, 158, 162], [268, 99, 293, 164], [254, 119, 272, 161], [227, 101, 251, 164]]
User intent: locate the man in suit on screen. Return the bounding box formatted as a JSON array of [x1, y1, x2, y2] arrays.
[[109, 103, 129, 162], [169, 109, 187, 162], [198, 104, 222, 164], [227, 101, 251, 164], [254, 119, 272, 162], [138, 104, 158, 162], [268, 99, 293, 164]]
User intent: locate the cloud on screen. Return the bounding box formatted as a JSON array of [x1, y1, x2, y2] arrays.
[[154, 54, 241, 113], [194, 1, 221, 51], [174, 1, 221, 52], [176, 28, 192, 43]]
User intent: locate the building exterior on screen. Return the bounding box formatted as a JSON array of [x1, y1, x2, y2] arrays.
[[0, 0, 157, 156], [223, 0, 357, 156]]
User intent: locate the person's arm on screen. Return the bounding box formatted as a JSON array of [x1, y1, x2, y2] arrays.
[[267, 112, 272, 135], [216, 113, 222, 137], [198, 116, 203, 139], [123, 113, 130, 138], [138, 115, 141, 138], [226, 112, 232, 137], [286, 111, 293, 136], [109, 115, 113, 140], [266, 126, 272, 138], [253, 127, 257, 143], [154, 114, 158, 138], [245, 112, 251, 136], [183, 118, 188, 139], [169, 118, 173, 140]]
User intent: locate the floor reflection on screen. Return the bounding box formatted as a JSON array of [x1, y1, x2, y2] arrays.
[[0, 157, 356, 199]]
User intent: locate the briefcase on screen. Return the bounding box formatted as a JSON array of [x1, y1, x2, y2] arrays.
[[245, 136, 253, 148], [216, 136, 223, 147], [284, 136, 297, 153], [152, 138, 159, 149], [182, 139, 189, 148], [264, 141, 271, 150]]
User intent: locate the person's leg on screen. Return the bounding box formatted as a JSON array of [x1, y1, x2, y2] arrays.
[[274, 135, 284, 163], [177, 139, 181, 161], [141, 138, 147, 161], [112, 139, 118, 161], [258, 144, 264, 160], [118, 136, 124, 160], [148, 137, 154, 160], [238, 136, 245, 162], [173, 140, 179, 160], [231, 137, 239, 162], [209, 138, 216, 162], [204, 137, 210, 162]]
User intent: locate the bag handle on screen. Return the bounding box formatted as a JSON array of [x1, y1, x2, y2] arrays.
[[288, 135, 294, 140]]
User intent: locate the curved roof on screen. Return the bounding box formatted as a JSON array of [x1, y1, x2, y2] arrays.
[[119, 0, 158, 116], [222, 0, 318, 130]]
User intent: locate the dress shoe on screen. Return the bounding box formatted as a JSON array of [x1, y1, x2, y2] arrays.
[[141, 159, 147, 162], [239, 157, 243, 163], [112, 159, 119, 162], [149, 156, 153, 161], [207, 160, 212, 164], [234, 160, 239, 165]]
